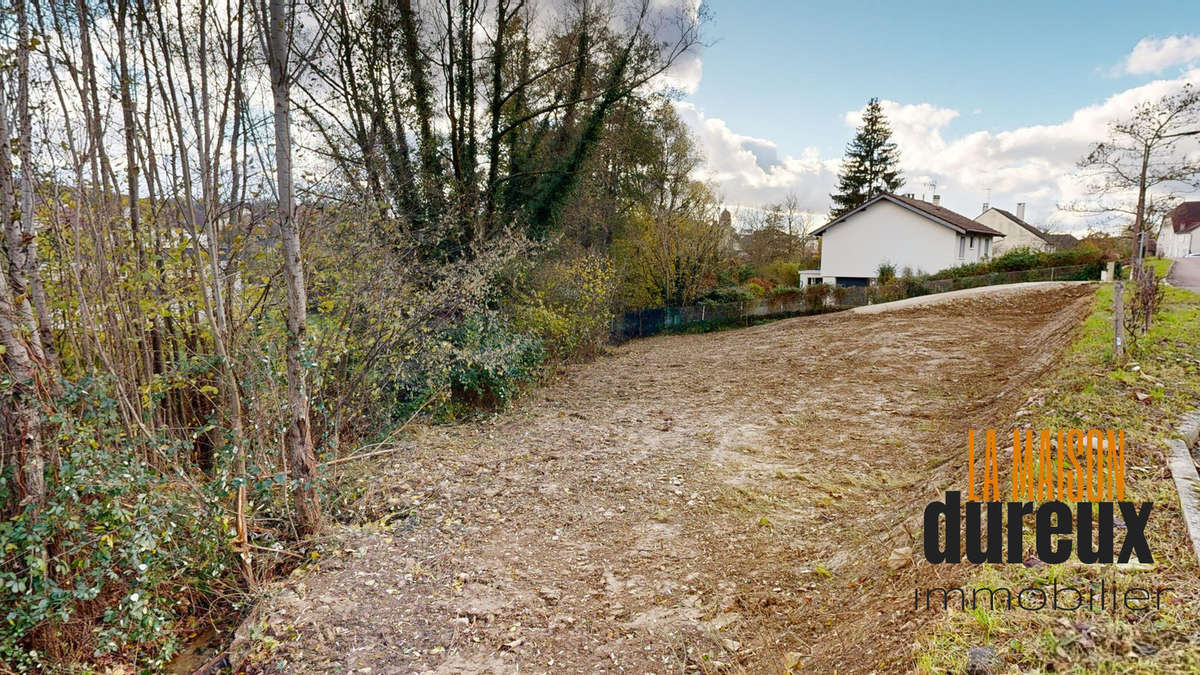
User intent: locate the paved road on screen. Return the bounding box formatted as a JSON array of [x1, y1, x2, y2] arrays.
[[1168, 256, 1200, 293]]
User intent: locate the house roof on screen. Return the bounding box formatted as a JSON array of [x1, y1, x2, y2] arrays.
[[982, 207, 1055, 245], [1166, 201, 1200, 234], [812, 193, 1004, 237], [1044, 233, 1080, 249]]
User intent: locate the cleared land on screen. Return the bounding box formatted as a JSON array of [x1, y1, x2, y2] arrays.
[[234, 283, 1096, 673]]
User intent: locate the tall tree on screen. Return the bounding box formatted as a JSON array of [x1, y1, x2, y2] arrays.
[[613, 104, 727, 308], [1074, 83, 1200, 272], [829, 98, 904, 217], [266, 0, 321, 537], [0, 0, 52, 507]]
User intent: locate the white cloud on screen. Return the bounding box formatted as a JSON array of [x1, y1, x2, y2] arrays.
[[1123, 35, 1200, 75], [682, 69, 1200, 234], [674, 102, 838, 214]]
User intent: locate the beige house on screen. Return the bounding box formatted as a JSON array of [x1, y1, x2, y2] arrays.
[[974, 204, 1055, 254]]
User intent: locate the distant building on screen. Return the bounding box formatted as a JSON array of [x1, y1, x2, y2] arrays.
[[1044, 233, 1080, 250], [811, 193, 1003, 286], [974, 204, 1065, 254], [1157, 202, 1200, 258]]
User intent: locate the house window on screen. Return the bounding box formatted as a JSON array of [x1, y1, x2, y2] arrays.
[[982, 238, 990, 258], [958, 235, 966, 258], [969, 235, 975, 249]]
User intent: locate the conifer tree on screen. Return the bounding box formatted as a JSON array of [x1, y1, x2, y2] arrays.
[[829, 98, 904, 217]]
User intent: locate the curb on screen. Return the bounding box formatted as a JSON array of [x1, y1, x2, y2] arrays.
[[1165, 410, 1200, 566]]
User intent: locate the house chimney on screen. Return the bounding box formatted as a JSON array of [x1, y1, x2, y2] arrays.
[[932, 194, 941, 206], [1016, 202, 1026, 221]]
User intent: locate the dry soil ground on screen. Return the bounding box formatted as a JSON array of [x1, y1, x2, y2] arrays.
[[234, 283, 1096, 674]]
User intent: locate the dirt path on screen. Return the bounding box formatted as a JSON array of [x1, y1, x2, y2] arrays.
[[235, 283, 1096, 674]]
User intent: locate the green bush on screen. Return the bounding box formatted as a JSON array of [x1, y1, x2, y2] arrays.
[[761, 260, 802, 287], [512, 254, 616, 361], [445, 312, 545, 408], [928, 245, 1105, 280], [876, 262, 896, 284], [699, 285, 756, 305], [989, 247, 1042, 272], [0, 378, 236, 670], [743, 279, 769, 297]]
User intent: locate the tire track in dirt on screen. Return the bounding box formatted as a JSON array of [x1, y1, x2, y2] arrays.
[[234, 283, 1096, 674]]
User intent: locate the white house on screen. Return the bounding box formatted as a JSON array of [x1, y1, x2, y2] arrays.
[[1156, 202, 1200, 258], [811, 193, 1004, 286], [974, 204, 1055, 254]]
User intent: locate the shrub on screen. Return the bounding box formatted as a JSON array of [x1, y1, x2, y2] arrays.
[[900, 273, 931, 298], [868, 279, 904, 304], [875, 262, 896, 285], [989, 247, 1042, 272], [927, 245, 1106, 281], [762, 260, 802, 287], [768, 285, 803, 300], [444, 312, 545, 408], [831, 285, 850, 305], [699, 285, 756, 305], [766, 285, 803, 309], [803, 283, 833, 312], [744, 276, 775, 296], [512, 254, 616, 361], [743, 280, 768, 297], [0, 378, 236, 670], [1125, 267, 1166, 349]]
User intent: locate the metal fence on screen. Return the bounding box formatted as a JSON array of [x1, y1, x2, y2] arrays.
[[610, 263, 1101, 343]]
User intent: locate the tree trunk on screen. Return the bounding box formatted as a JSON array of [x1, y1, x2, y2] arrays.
[[10, 0, 53, 369], [1132, 142, 1150, 277], [0, 4, 45, 503], [267, 0, 321, 537]]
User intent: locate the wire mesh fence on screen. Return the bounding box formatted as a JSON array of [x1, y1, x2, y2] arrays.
[[610, 263, 1101, 343]]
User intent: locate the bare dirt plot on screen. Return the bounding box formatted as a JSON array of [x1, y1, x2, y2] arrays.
[[234, 283, 1096, 674]]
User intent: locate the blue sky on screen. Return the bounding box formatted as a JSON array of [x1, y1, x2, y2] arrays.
[[674, 1, 1200, 230]]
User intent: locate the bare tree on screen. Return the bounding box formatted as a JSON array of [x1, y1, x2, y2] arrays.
[[266, 0, 321, 537], [0, 0, 51, 506], [1074, 83, 1200, 271]]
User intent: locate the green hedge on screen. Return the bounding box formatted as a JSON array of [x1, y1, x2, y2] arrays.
[[927, 246, 1107, 280]]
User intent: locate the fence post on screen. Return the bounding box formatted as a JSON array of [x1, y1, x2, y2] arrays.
[[1050, 266, 1055, 281], [1113, 280, 1125, 361]]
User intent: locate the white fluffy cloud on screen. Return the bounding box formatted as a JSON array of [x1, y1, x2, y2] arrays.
[[1123, 35, 1200, 75], [674, 101, 838, 217], [683, 68, 1200, 234]]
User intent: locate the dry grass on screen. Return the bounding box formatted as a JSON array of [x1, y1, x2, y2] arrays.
[[916, 281, 1200, 673]]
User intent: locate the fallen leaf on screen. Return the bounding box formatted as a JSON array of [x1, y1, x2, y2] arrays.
[[887, 546, 912, 570]]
